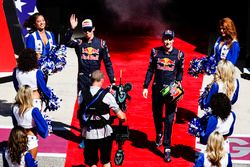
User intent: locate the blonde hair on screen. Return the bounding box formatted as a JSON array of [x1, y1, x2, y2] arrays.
[[206, 131, 226, 167], [14, 85, 33, 117], [213, 60, 236, 98], [219, 17, 237, 45]]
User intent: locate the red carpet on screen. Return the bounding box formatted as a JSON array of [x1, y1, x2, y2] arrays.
[[0, 0, 15, 72], [65, 35, 204, 167]]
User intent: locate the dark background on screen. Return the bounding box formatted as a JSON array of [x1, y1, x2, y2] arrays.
[[36, 0, 249, 67]]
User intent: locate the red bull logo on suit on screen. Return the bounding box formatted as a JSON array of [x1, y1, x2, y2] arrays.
[[81, 47, 99, 60], [157, 58, 175, 71]]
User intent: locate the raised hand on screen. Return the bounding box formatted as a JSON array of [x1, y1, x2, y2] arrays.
[[70, 14, 78, 29]]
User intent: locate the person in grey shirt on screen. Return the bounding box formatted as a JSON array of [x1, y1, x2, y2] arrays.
[[79, 70, 126, 167]]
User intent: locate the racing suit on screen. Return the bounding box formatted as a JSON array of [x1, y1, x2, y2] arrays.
[[143, 46, 184, 149], [63, 29, 115, 92]]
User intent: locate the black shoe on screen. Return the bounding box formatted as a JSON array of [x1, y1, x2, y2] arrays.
[[164, 150, 171, 162], [155, 134, 163, 147]]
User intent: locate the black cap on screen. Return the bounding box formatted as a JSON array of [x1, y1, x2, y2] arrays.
[[162, 29, 175, 38]]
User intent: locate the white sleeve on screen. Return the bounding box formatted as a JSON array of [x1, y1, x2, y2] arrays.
[[103, 92, 120, 113]]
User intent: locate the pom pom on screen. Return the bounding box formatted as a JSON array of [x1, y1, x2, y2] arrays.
[[47, 90, 61, 111], [188, 55, 218, 77], [188, 112, 211, 137], [198, 85, 211, 111], [43, 114, 53, 134], [41, 88, 62, 112], [203, 54, 217, 75], [188, 57, 205, 78], [38, 45, 67, 75], [188, 117, 202, 137]]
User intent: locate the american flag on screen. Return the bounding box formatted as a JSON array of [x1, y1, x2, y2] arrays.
[[14, 0, 38, 37]]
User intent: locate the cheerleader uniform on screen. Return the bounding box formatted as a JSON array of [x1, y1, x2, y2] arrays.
[[4, 149, 37, 167], [195, 152, 232, 167], [200, 79, 239, 110], [200, 111, 236, 153], [26, 31, 66, 76], [188, 37, 240, 77], [26, 30, 56, 56], [13, 68, 54, 110], [12, 106, 48, 150], [212, 37, 240, 65]]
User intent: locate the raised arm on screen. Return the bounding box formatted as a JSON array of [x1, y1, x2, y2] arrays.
[[61, 14, 79, 47], [70, 14, 78, 30]]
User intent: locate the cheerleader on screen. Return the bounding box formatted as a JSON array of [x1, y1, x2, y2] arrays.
[[188, 17, 240, 77], [11, 85, 48, 159], [13, 48, 60, 111], [211, 17, 240, 65], [199, 60, 239, 110], [4, 126, 38, 167], [24, 13, 66, 76], [195, 131, 232, 167], [200, 93, 236, 153]]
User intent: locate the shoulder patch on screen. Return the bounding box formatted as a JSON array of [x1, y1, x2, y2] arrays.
[[178, 50, 184, 60], [152, 48, 158, 57], [101, 39, 106, 48]]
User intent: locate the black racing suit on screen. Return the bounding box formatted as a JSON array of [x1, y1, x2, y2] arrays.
[[63, 29, 115, 92], [143, 46, 184, 149]]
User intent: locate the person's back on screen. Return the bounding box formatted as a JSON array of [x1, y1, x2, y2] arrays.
[[13, 48, 61, 111], [12, 105, 35, 129], [12, 85, 48, 159], [200, 93, 236, 153], [195, 131, 232, 167], [80, 70, 126, 167], [199, 60, 239, 110], [4, 126, 37, 167], [81, 86, 113, 139]]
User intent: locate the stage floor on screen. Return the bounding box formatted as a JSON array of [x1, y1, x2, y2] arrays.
[[1, 36, 250, 166]]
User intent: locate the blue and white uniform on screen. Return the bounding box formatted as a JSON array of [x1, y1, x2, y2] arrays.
[[200, 79, 239, 110], [26, 31, 56, 56], [26, 31, 67, 76], [200, 111, 236, 152], [12, 68, 56, 110], [12, 105, 48, 150], [188, 37, 240, 77], [195, 152, 232, 167], [4, 149, 37, 167], [211, 37, 240, 65]]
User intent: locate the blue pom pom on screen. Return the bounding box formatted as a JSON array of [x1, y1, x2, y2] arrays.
[[188, 55, 218, 77], [188, 118, 202, 137], [41, 87, 61, 112], [43, 114, 53, 134], [203, 55, 217, 75], [38, 45, 67, 75], [188, 57, 205, 77], [199, 85, 211, 111], [188, 112, 211, 137]]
